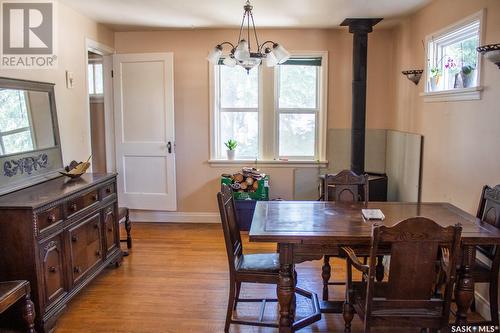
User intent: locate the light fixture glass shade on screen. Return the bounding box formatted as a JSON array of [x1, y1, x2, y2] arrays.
[[273, 43, 291, 64], [263, 51, 278, 67], [234, 40, 250, 61], [223, 56, 237, 67], [207, 46, 222, 64], [238, 57, 261, 72]]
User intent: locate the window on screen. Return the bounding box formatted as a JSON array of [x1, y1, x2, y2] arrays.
[[211, 53, 327, 163], [425, 11, 483, 99], [0, 89, 34, 155], [277, 59, 320, 159], [88, 62, 104, 95]]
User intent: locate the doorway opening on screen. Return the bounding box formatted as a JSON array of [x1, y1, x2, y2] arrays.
[[87, 51, 106, 173]]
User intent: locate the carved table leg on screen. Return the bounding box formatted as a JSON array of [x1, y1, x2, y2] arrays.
[[22, 294, 36, 333], [455, 245, 476, 324], [375, 255, 384, 282], [322, 255, 331, 301], [278, 243, 295, 333]]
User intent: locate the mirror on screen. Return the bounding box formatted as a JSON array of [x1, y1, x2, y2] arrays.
[[0, 77, 63, 195], [0, 89, 55, 156]]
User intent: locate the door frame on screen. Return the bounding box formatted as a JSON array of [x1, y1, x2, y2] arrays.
[[84, 38, 115, 173]]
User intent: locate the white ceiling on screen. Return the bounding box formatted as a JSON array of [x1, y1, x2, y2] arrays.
[[60, 0, 432, 31]]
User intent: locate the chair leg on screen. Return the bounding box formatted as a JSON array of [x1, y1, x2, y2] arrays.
[[125, 211, 132, 249], [225, 280, 235, 332], [322, 255, 331, 301], [22, 294, 36, 333], [233, 282, 241, 310], [342, 301, 354, 333], [489, 278, 499, 325]]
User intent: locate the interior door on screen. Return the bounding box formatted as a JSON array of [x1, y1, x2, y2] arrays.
[[113, 53, 176, 211]]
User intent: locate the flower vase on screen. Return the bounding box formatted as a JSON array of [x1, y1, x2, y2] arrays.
[[429, 76, 440, 91], [226, 150, 235, 160], [461, 69, 476, 88]]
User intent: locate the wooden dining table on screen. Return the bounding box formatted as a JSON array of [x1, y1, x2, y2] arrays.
[[249, 201, 500, 333]]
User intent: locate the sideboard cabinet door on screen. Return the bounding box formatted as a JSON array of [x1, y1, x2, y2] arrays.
[[39, 233, 67, 309], [68, 213, 103, 285], [103, 204, 118, 255]]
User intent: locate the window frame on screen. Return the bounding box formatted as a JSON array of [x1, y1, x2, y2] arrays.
[[421, 9, 485, 102], [88, 60, 104, 97], [209, 51, 328, 165]]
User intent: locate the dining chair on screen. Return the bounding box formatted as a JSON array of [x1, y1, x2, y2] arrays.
[[471, 185, 500, 325], [341, 217, 462, 333], [217, 184, 320, 332], [322, 170, 372, 301]]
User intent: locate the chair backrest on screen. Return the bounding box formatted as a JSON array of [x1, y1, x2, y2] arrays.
[[217, 184, 243, 275], [324, 170, 369, 205], [365, 218, 462, 324], [476, 185, 500, 260]]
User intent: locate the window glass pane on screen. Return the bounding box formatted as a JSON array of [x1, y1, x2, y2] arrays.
[[279, 113, 315, 157], [94, 63, 104, 94], [440, 35, 479, 90], [2, 130, 33, 154], [279, 65, 317, 109], [0, 89, 30, 132], [88, 64, 94, 94], [220, 66, 258, 108], [220, 112, 258, 158]]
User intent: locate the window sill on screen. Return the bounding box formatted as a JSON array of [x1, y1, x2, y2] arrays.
[[208, 159, 328, 168], [420, 86, 483, 102]]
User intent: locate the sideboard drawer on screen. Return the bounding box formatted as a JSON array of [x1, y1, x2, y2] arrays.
[[101, 182, 115, 200], [37, 205, 63, 233], [65, 189, 99, 217], [68, 212, 103, 285]]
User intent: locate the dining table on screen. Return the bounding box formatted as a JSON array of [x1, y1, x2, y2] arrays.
[[249, 201, 500, 333]]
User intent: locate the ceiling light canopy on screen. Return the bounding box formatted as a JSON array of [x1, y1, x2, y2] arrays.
[[207, 0, 290, 72]]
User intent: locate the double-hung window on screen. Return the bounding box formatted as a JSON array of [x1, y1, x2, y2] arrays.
[[276, 58, 321, 159], [210, 53, 327, 163]]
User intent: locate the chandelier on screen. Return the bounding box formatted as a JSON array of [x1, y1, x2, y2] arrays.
[[207, 0, 290, 72]]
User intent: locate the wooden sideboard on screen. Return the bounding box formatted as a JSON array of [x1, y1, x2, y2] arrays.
[[0, 173, 122, 333]]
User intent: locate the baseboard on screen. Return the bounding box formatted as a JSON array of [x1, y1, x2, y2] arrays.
[[130, 210, 220, 223]]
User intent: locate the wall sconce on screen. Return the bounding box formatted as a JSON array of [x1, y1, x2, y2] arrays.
[[402, 70, 423, 85], [477, 44, 500, 69]]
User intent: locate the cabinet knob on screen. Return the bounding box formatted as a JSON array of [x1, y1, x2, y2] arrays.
[[92, 194, 98, 201], [49, 266, 57, 273], [108, 227, 113, 232], [71, 235, 78, 242], [73, 266, 81, 274], [94, 223, 99, 229], [48, 213, 56, 223], [70, 203, 77, 212], [95, 250, 101, 257], [105, 187, 112, 194]]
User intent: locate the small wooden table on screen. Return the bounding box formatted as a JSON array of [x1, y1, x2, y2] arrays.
[[249, 201, 500, 333], [0, 280, 36, 332]]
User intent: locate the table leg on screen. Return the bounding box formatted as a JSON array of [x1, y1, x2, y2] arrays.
[[22, 293, 36, 333], [455, 245, 476, 324], [375, 255, 385, 282], [278, 244, 295, 333]]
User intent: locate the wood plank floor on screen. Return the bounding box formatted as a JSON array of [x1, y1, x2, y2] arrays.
[[54, 223, 468, 333]]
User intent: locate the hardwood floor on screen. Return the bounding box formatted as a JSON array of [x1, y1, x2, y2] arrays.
[[54, 223, 465, 333]]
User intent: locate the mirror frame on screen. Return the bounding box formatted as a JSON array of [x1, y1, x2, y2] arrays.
[[0, 77, 63, 195]]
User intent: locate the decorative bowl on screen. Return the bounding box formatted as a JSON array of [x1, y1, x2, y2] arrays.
[[59, 157, 91, 179], [477, 44, 500, 69]]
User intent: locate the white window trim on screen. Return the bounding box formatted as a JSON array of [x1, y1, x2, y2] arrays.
[[421, 9, 485, 102], [209, 51, 328, 166]]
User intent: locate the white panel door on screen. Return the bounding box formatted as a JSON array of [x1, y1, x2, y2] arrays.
[[113, 53, 176, 210]]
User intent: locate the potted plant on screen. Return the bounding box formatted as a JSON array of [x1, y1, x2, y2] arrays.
[[460, 64, 476, 88], [225, 139, 237, 160], [429, 67, 442, 91]]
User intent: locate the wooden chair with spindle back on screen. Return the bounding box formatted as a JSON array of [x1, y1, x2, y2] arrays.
[[217, 184, 320, 332], [322, 169, 371, 301], [341, 217, 462, 333], [471, 185, 500, 325]]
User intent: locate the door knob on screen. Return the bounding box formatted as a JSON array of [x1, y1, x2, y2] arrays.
[[167, 141, 172, 154]]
